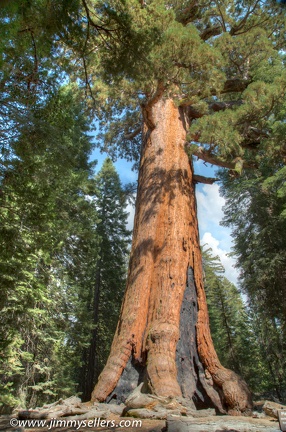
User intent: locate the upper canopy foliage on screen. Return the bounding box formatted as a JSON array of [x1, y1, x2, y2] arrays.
[[1, 0, 286, 169], [81, 0, 286, 170]]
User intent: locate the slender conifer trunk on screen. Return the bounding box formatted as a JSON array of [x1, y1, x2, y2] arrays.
[[80, 264, 101, 401], [91, 98, 252, 414]]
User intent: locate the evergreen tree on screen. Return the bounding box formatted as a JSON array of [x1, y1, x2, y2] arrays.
[[202, 248, 268, 394], [79, 158, 131, 401], [0, 1, 103, 412], [0, 85, 99, 411], [220, 168, 286, 329], [219, 167, 286, 399], [246, 306, 285, 400]]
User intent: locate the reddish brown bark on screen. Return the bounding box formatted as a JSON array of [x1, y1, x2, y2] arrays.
[[91, 98, 252, 414]]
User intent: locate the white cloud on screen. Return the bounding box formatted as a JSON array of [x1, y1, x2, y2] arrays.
[[196, 183, 225, 228], [196, 183, 238, 285], [126, 202, 135, 231], [201, 232, 238, 285]]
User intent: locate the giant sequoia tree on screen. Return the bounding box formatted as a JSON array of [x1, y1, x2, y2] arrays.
[[78, 0, 286, 414], [2, 0, 286, 415]]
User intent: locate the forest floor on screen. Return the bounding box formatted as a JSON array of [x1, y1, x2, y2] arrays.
[[0, 413, 281, 432], [0, 397, 284, 431]]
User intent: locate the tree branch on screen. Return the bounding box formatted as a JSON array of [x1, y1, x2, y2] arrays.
[[193, 174, 218, 184], [142, 82, 165, 129], [220, 78, 251, 95], [186, 100, 242, 121], [124, 126, 141, 140], [200, 25, 222, 41], [30, 31, 38, 76], [191, 146, 256, 170], [81, 0, 112, 33], [215, 1, 227, 32], [229, 0, 260, 35], [210, 100, 243, 111], [192, 148, 236, 169], [180, 79, 250, 108], [82, 55, 96, 105], [176, 2, 199, 25]]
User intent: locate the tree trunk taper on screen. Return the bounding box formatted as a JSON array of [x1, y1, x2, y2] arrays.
[[91, 98, 252, 415]]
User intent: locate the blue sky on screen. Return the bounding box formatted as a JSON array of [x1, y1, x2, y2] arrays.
[[91, 149, 239, 285]]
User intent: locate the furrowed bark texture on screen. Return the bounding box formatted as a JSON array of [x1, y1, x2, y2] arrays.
[[91, 98, 252, 414]]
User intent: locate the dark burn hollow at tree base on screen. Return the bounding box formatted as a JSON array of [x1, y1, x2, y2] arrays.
[[91, 98, 253, 415], [106, 355, 145, 404], [107, 268, 225, 414], [176, 267, 224, 412]]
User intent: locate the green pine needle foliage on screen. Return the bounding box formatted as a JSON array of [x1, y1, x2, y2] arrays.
[[219, 165, 286, 400]]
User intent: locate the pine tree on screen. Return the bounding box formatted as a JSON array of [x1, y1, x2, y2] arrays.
[[219, 166, 286, 399], [0, 0, 110, 409], [0, 2, 104, 411], [79, 158, 131, 401], [0, 85, 99, 411], [202, 248, 266, 394]]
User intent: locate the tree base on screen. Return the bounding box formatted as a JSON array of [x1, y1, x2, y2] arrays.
[[104, 267, 227, 414]]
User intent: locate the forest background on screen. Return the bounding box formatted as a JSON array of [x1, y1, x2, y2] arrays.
[[0, 0, 286, 414]]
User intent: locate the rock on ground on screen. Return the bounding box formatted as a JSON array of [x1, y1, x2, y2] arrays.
[[263, 400, 286, 419], [166, 415, 280, 432]]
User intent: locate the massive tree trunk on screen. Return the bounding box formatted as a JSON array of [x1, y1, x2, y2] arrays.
[[91, 98, 252, 414]]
